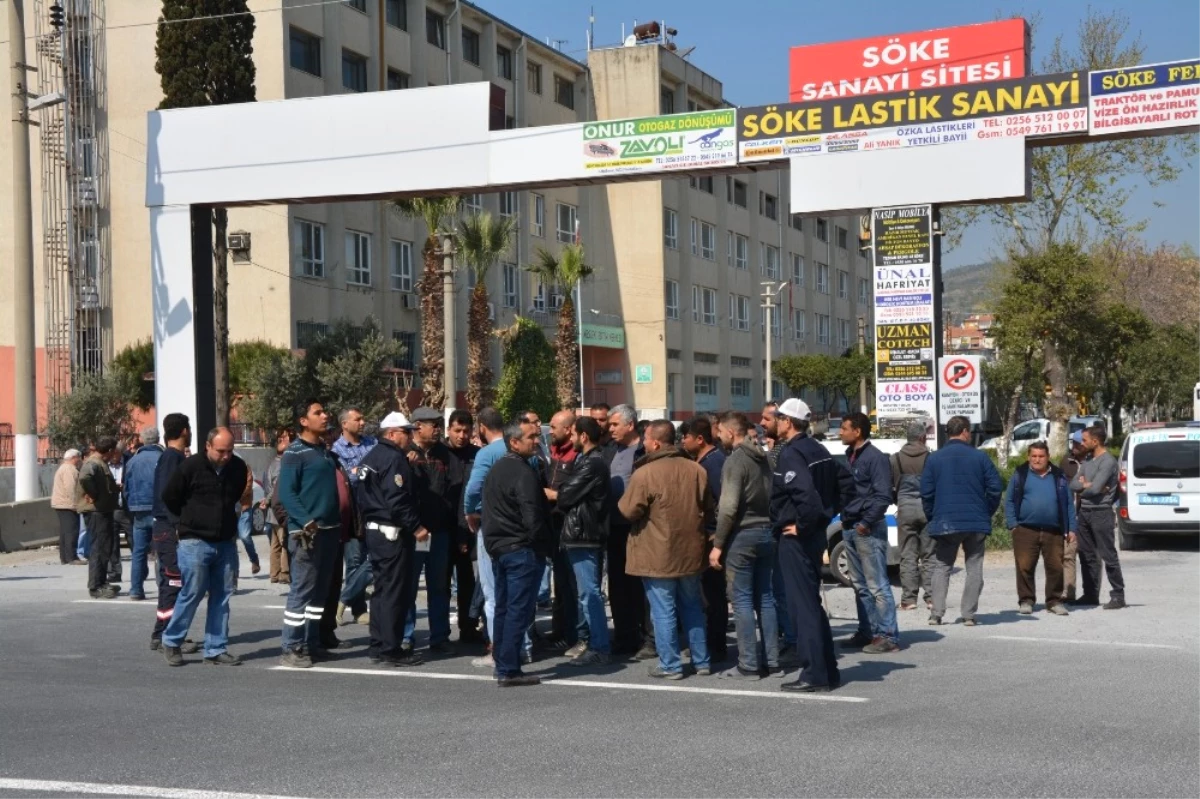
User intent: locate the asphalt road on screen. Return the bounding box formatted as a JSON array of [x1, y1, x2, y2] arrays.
[[0, 541, 1197, 799]]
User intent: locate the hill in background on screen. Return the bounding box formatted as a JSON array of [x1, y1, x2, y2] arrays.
[[942, 260, 1002, 322]]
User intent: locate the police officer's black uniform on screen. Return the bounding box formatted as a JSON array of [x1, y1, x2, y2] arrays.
[[357, 437, 424, 666], [770, 433, 842, 691]]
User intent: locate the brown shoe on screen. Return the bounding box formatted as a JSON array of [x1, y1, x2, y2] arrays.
[[899, 602, 918, 611]]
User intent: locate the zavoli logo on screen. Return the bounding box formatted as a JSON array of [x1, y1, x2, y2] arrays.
[[620, 135, 684, 158]]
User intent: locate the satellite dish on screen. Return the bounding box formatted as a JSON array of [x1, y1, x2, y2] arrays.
[[624, 35, 637, 47]]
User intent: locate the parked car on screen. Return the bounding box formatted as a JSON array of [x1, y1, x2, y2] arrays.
[[979, 418, 1050, 458], [1116, 422, 1200, 550], [1069, 414, 1105, 436]]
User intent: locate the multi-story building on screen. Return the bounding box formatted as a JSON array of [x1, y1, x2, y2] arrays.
[[0, 0, 872, 435]]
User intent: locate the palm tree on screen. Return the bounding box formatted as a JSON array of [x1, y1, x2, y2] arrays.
[[457, 212, 517, 413], [526, 243, 594, 410], [392, 197, 461, 407]]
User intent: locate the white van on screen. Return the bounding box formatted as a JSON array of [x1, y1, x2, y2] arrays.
[[1116, 422, 1200, 549], [979, 418, 1050, 458]]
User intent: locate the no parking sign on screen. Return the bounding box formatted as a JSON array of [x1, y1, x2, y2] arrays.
[[937, 355, 982, 424]]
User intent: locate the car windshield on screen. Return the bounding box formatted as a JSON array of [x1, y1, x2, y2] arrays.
[[1133, 441, 1200, 480]]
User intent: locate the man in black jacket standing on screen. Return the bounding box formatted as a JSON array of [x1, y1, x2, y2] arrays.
[[482, 421, 552, 687], [150, 413, 194, 651], [770, 399, 841, 693], [445, 410, 481, 643], [404, 406, 457, 655], [548, 416, 611, 667], [159, 428, 249, 667], [357, 412, 427, 667]]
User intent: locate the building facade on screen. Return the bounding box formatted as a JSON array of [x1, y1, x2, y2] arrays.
[[0, 0, 871, 435]]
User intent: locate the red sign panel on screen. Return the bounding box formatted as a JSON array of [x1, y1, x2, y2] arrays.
[[788, 19, 1030, 102]]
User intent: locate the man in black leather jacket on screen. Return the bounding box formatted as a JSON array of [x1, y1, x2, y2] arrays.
[[548, 416, 612, 667]]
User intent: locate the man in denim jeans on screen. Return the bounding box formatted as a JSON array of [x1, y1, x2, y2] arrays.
[[122, 426, 163, 600], [838, 412, 901, 654], [710, 411, 778, 681], [619, 421, 714, 680]]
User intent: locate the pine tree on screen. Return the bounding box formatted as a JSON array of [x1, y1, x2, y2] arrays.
[[155, 0, 256, 426]]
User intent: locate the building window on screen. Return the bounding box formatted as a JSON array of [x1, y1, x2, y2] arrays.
[[690, 218, 698, 255], [816, 313, 830, 345], [859, 277, 870, 304], [532, 281, 548, 313], [816, 262, 830, 294], [665, 279, 679, 320], [761, 306, 780, 339], [289, 28, 322, 77], [731, 378, 751, 397], [694, 351, 720, 365], [836, 226, 848, 249], [496, 45, 513, 80], [296, 321, 330, 349], [344, 0, 366, 11], [663, 208, 678, 249], [499, 191, 517, 219], [341, 49, 368, 92], [667, 349, 682, 360], [699, 286, 717, 326], [461, 28, 480, 65], [554, 75, 574, 109], [730, 179, 747, 208], [816, 217, 828, 242], [502, 262, 519, 308], [695, 375, 718, 397], [731, 356, 751, 368], [426, 10, 445, 49], [464, 193, 482, 213], [734, 234, 749, 270], [760, 192, 778, 220], [730, 294, 750, 331], [700, 222, 716, 261], [761, 243, 780, 279], [837, 269, 849, 299], [556, 202, 577, 243], [386, 68, 410, 90], [294, 219, 324, 278], [838, 318, 852, 350], [392, 330, 417, 370], [531, 193, 544, 236], [660, 86, 674, 114], [793, 309, 806, 340], [689, 175, 714, 194], [791, 253, 804, 285], [389, 239, 413, 292], [385, 0, 406, 29], [527, 61, 542, 94], [790, 214, 803, 232], [345, 231, 372, 286], [505, 114, 516, 129]]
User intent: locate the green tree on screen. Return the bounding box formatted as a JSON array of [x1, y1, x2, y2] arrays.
[[313, 322, 403, 423], [229, 340, 291, 396], [773, 354, 836, 411], [46, 372, 138, 453], [155, 0, 256, 427], [526, 243, 594, 410], [392, 197, 462, 407], [457, 212, 516, 413], [237, 351, 309, 438], [981, 345, 1040, 470], [110, 339, 155, 411], [494, 317, 557, 422], [1125, 324, 1200, 422], [831, 350, 874, 412], [1081, 303, 1151, 438]]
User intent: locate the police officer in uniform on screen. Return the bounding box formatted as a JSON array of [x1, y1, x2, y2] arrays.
[[356, 412, 428, 667], [770, 398, 841, 693]]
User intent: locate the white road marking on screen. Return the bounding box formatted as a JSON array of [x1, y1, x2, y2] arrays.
[[0, 778, 306, 799], [274, 665, 868, 703], [988, 635, 1184, 651], [70, 599, 152, 606]]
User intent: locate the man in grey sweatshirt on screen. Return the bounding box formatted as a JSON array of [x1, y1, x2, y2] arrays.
[[1069, 425, 1125, 609], [711, 411, 778, 679]]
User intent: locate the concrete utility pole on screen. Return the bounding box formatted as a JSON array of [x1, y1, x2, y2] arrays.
[[761, 281, 786, 403], [857, 316, 868, 414], [440, 232, 457, 423], [10, 0, 38, 501]]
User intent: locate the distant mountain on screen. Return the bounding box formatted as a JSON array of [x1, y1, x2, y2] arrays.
[[942, 261, 1003, 322]]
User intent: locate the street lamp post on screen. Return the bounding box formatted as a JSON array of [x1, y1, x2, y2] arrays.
[[761, 281, 787, 403]]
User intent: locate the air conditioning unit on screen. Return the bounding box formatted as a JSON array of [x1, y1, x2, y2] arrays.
[[400, 292, 418, 310], [227, 231, 251, 252], [487, 302, 496, 321]]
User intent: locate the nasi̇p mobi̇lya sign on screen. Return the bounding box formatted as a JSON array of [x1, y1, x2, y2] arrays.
[[872, 205, 936, 421], [581, 109, 737, 176], [738, 72, 1086, 162], [788, 19, 1030, 101]]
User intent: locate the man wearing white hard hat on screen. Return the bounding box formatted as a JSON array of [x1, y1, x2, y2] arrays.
[[356, 410, 427, 667], [769, 398, 843, 692]]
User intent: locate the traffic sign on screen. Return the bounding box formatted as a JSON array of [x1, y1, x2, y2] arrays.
[[937, 355, 982, 424]]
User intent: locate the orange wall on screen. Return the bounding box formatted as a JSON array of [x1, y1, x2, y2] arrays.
[[0, 346, 51, 431]]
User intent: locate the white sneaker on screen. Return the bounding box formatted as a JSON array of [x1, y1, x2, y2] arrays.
[[470, 654, 494, 668]]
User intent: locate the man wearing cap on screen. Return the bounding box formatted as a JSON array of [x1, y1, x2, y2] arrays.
[[51, 449, 83, 565], [356, 411, 427, 667], [402, 406, 457, 656], [1060, 431, 1086, 602], [770, 398, 841, 691]]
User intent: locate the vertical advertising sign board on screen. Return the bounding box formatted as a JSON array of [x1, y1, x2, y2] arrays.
[[873, 206, 937, 421]]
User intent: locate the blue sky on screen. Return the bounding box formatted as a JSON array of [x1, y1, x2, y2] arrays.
[[488, 0, 1199, 267]]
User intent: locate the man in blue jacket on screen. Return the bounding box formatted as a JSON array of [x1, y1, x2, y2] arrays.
[[838, 412, 901, 654], [1004, 441, 1075, 616], [123, 425, 164, 600], [921, 415, 1004, 626]]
